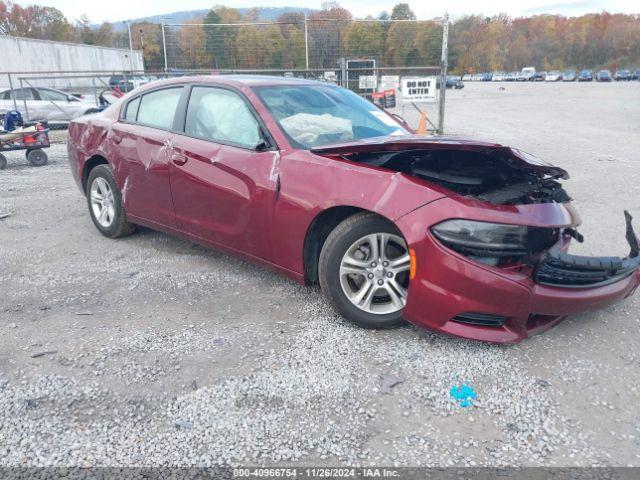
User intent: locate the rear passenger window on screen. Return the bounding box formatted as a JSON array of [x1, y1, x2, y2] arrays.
[[136, 87, 182, 129], [124, 97, 140, 122]]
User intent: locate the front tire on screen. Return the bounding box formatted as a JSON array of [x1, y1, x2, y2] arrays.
[[86, 164, 136, 238], [319, 213, 410, 328]]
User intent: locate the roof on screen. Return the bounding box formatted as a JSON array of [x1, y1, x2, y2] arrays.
[[144, 74, 326, 90]]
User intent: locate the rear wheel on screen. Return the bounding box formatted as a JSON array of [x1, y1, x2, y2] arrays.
[[27, 149, 48, 167], [86, 164, 135, 238], [319, 213, 410, 328]]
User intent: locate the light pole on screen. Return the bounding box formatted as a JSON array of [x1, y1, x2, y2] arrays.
[[438, 13, 449, 135], [124, 20, 133, 51]]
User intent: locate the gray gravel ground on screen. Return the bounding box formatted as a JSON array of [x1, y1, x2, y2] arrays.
[[1, 81, 639, 468]]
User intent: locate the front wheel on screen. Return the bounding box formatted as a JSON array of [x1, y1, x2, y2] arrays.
[[86, 164, 136, 238], [319, 213, 411, 328]]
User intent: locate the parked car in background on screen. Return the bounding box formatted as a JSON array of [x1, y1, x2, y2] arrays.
[[471, 73, 483, 81], [505, 71, 518, 81], [118, 76, 152, 93], [437, 76, 465, 89], [578, 69, 593, 81], [596, 70, 612, 82], [632, 69, 640, 80], [562, 70, 577, 81], [462, 74, 472, 81], [448, 76, 465, 89], [614, 69, 632, 81], [492, 72, 506, 81], [0, 86, 99, 122], [481, 72, 493, 81], [517, 67, 536, 81], [532, 71, 547, 81], [545, 71, 563, 81], [67, 75, 640, 343], [109, 75, 125, 88]]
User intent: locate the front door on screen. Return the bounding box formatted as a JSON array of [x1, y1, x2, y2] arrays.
[[169, 85, 279, 261]]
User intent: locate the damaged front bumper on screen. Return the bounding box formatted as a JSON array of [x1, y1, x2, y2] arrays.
[[534, 211, 640, 288], [397, 207, 640, 343]]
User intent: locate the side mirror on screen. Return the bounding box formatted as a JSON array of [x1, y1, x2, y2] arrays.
[[255, 137, 270, 151], [255, 126, 271, 151]]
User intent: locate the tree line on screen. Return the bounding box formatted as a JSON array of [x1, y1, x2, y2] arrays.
[[1, 1, 639, 72]]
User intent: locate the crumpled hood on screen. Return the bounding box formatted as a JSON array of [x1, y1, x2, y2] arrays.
[[311, 135, 569, 180]]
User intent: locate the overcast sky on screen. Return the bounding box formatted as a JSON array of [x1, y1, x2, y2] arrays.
[[22, 0, 639, 23]]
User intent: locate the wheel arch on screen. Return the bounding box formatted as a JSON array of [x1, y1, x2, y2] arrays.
[[82, 154, 109, 193], [302, 206, 398, 284]]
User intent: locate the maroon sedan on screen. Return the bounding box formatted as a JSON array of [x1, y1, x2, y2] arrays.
[[67, 76, 640, 343]]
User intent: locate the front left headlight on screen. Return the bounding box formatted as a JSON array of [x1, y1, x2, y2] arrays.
[[431, 219, 528, 257]]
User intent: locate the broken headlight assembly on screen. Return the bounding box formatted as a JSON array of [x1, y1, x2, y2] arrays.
[[430, 219, 555, 267]]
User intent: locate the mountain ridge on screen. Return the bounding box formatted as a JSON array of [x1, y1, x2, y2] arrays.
[[106, 7, 316, 30]]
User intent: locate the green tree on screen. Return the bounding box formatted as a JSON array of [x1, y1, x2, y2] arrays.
[[343, 21, 384, 59], [391, 3, 416, 21], [202, 7, 242, 69]]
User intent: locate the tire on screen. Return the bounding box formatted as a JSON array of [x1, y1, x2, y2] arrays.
[[0, 153, 6, 170], [27, 149, 48, 167], [319, 212, 410, 329], [86, 164, 136, 238]]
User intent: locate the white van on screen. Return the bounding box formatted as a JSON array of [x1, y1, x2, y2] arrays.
[[517, 67, 536, 81]]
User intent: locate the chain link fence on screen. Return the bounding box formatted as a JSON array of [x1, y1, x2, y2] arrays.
[[1, 15, 450, 132]]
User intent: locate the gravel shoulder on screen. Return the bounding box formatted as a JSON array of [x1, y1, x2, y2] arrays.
[[1, 82, 639, 467]]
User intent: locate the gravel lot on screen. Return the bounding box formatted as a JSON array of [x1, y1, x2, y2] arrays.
[[1, 81, 639, 468]]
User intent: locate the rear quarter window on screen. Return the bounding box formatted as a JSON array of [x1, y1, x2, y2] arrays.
[[124, 97, 141, 122]]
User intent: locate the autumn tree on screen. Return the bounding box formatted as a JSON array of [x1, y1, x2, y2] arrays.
[[275, 12, 306, 69], [391, 3, 416, 21], [308, 2, 352, 68], [0, 1, 72, 40], [131, 22, 163, 70], [202, 6, 242, 69], [177, 20, 208, 69], [343, 21, 384, 59]]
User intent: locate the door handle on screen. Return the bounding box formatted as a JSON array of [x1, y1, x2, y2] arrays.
[[172, 153, 187, 166]]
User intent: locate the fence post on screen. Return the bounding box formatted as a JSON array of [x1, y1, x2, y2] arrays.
[[438, 13, 449, 135], [18, 77, 30, 121], [7, 73, 18, 111], [161, 17, 168, 71], [304, 14, 309, 70]]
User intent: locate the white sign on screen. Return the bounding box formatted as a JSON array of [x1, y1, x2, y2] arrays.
[[380, 75, 400, 92], [358, 75, 377, 90], [323, 71, 337, 83], [401, 77, 437, 103]]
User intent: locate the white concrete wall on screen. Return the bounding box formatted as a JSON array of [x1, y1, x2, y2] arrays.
[[0, 35, 144, 89]]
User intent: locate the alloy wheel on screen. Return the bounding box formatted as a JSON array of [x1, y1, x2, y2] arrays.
[[339, 233, 410, 315], [90, 177, 115, 228]]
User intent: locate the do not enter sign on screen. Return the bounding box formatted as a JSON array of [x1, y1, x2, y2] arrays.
[[401, 77, 437, 103]]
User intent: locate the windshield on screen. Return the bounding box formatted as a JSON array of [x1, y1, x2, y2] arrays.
[[253, 85, 408, 149]]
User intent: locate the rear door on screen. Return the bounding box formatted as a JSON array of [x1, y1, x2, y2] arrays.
[[169, 84, 279, 261], [109, 85, 185, 229]]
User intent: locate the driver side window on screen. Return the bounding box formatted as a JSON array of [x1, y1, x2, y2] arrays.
[[185, 86, 261, 149]]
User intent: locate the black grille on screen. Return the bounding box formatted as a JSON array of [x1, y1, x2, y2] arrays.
[[452, 312, 507, 327]]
